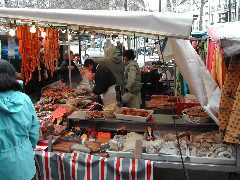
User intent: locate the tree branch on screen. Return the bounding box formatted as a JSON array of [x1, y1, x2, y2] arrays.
[[192, 0, 200, 8]]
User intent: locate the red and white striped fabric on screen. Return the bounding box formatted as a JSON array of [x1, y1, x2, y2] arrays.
[[34, 151, 153, 180], [35, 137, 58, 151]]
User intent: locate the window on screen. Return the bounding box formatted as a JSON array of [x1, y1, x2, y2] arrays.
[[205, 20, 208, 28], [232, 12, 235, 21]]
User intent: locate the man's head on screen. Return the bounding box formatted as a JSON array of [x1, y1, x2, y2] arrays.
[[83, 59, 97, 80], [74, 54, 81, 62], [122, 49, 135, 62], [65, 50, 74, 60]]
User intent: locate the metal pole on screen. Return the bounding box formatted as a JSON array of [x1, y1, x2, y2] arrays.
[[174, 63, 177, 96], [78, 28, 82, 64], [229, 0, 232, 22], [134, 33, 136, 50], [68, 29, 72, 88], [234, 0, 237, 21], [159, 0, 161, 12], [84, 40, 87, 55], [124, 0, 127, 11], [122, 34, 124, 59], [143, 37, 146, 66]]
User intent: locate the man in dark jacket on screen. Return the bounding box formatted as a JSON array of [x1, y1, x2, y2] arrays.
[[84, 59, 116, 106], [54, 51, 82, 86]]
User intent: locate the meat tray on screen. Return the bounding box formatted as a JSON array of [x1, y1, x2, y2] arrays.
[[115, 108, 154, 122], [182, 110, 210, 124]]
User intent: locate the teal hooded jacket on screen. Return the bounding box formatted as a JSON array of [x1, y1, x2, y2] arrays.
[[0, 90, 39, 180]]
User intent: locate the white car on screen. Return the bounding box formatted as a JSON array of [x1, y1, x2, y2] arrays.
[[82, 48, 104, 59]]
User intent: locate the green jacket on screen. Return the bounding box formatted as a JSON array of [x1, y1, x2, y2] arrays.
[[124, 60, 142, 93], [0, 91, 39, 180], [102, 46, 125, 86]]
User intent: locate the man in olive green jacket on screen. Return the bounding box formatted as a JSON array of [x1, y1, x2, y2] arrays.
[[102, 46, 125, 105]]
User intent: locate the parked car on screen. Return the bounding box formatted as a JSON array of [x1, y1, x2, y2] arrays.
[[81, 47, 104, 59]]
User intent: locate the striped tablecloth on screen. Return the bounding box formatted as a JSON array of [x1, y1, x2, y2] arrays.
[[34, 151, 153, 180]]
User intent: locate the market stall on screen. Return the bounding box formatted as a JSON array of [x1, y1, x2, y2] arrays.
[[0, 8, 239, 180]]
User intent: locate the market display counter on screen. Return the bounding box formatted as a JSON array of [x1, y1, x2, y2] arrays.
[[65, 114, 240, 173], [35, 85, 239, 178]]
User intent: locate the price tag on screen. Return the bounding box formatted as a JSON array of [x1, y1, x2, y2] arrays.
[[50, 107, 67, 122], [97, 132, 111, 138]]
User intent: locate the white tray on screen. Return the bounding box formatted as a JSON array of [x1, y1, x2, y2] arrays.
[[142, 153, 186, 162], [107, 150, 133, 158], [188, 156, 236, 165], [115, 108, 154, 122], [68, 111, 87, 119]]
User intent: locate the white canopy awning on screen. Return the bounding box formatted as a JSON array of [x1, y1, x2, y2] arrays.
[[0, 8, 192, 38]]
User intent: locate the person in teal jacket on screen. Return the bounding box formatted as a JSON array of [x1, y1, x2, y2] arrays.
[[0, 60, 39, 180]]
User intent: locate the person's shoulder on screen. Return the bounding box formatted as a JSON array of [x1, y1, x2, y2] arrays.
[[97, 64, 113, 74], [98, 64, 108, 70], [17, 92, 33, 104]]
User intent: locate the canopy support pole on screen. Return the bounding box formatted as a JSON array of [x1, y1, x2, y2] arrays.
[[144, 37, 146, 66], [134, 33, 136, 50], [78, 27, 82, 64], [68, 28, 72, 88]]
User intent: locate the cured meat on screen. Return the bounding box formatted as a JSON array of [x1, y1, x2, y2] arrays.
[[42, 28, 60, 77], [16, 26, 60, 84]]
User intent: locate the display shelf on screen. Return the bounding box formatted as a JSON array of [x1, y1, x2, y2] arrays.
[[67, 114, 218, 133], [66, 114, 239, 173]]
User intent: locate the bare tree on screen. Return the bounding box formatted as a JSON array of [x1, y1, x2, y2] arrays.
[[193, 0, 208, 31], [1, 0, 145, 10]]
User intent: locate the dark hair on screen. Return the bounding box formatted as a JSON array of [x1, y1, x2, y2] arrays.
[[0, 60, 22, 92], [83, 59, 98, 73], [65, 50, 74, 56], [122, 49, 135, 61]]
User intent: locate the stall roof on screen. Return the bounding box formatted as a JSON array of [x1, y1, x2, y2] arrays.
[[208, 21, 240, 57], [0, 8, 192, 38]]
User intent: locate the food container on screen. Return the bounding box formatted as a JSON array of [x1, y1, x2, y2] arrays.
[[68, 110, 104, 120], [107, 150, 133, 158], [146, 95, 178, 109], [103, 103, 118, 118], [176, 102, 200, 115], [115, 107, 154, 122], [142, 153, 186, 162], [188, 156, 236, 165], [182, 107, 209, 124]]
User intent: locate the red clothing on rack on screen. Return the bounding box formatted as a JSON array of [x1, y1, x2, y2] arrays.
[[207, 39, 214, 72]]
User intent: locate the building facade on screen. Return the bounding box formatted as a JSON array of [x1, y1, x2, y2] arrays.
[[161, 0, 240, 31]]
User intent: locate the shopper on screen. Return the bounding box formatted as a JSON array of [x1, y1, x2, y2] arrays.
[[0, 60, 39, 180], [122, 50, 142, 108], [84, 59, 117, 106], [54, 50, 82, 85], [116, 41, 125, 57], [103, 46, 125, 105]]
